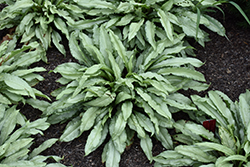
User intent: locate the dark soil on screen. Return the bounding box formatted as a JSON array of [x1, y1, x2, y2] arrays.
[[1, 4, 250, 167]]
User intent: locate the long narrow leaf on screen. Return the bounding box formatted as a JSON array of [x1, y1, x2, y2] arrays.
[[229, 1, 250, 25], [85, 122, 108, 155], [105, 140, 121, 167], [139, 134, 153, 162], [159, 67, 206, 82], [196, 142, 235, 156], [60, 117, 81, 142], [128, 19, 145, 41], [158, 9, 173, 41]]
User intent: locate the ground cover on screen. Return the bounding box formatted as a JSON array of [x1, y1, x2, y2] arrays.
[[0, 1, 250, 167]]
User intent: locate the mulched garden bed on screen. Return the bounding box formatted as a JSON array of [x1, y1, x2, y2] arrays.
[[1, 4, 250, 167]]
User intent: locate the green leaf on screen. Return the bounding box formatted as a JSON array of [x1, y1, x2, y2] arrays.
[[191, 94, 228, 128], [155, 126, 173, 149], [54, 17, 69, 38], [2, 148, 30, 163], [0, 93, 11, 104], [159, 67, 206, 81], [8, 0, 34, 12], [60, 117, 81, 142], [11, 67, 46, 77], [99, 25, 112, 61], [135, 111, 155, 135], [184, 122, 217, 142], [158, 9, 173, 41], [84, 91, 115, 107], [107, 51, 121, 79], [215, 156, 233, 167], [0, 106, 18, 145], [77, 0, 115, 9], [0, 143, 10, 157], [174, 0, 194, 7], [116, 2, 134, 13], [139, 134, 153, 162], [165, 94, 197, 111], [162, 0, 174, 11], [203, 14, 226, 36], [29, 138, 58, 159], [54, 62, 82, 80], [69, 32, 92, 66], [247, 122, 250, 144], [153, 57, 204, 69], [115, 92, 132, 105], [219, 126, 236, 152], [195, 7, 201, 40], [245, 162, 250, 167], [109, 111, 127, 140], [105, 140, 121, 167], [4, 74, 36, 99], [108, 30, 128, 66], [18, 13, 36, 33], [208, 91, 235, 126], [112, 130, 127, 153], [154, 150, 194, 166], [173, 120, 202, 142], [196, 142, 235, 156], [173, 134, 194, 145], [128, 19, 144, 41], [52, 31, 66, 55], [136, 88, 172, 119], [142, 38, 183, 70], [222, 154, 247, 163], [45, 163, 67, 167], [244, 141, 250, 154], [26, 99, 50, 112], [116, 14, 135, 26], [228, 1, 250, 25], [80, 107, 100, 132], [67, 17, 107, 30], [35, 26, 49, 50], [85, 122, 108, 155], [239, 91, 250, 128], [128, 114, 146, 138], [121, 101, 133, 121], [175, 145, 217, 163], [137, 97, 160, 133], [4, 138, 33, 157]]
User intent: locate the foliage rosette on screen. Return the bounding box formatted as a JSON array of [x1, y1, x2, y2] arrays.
[[34, 26, 211, 167], [154, 90, 250, 166], [0, 36, 49, 105], [0, 0, 85, 55], [0, 104, 66, 167], [71, 0, 226, 48]]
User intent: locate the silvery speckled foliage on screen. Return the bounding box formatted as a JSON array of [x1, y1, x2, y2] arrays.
[[71, 0, 226, 48], [0, 0, 85, 55], [154, 90, 250, 167], [27, 25, 211, 167], [0, 36, 49, 105], [0, 104, 66, 167], [1, 0, 246, 167]]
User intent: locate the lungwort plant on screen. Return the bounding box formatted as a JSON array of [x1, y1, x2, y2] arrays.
[[71, 0, 226, 48], [154, 90, 250, 167], [32, 26, 210, 167], [0, 36, 49, 105], [0, 104, 66, 167], [0, 0, 85, 55]]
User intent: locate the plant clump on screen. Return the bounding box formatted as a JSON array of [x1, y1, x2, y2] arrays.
[[0, 0, 85, 55], [32, 26, 210, 167]]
